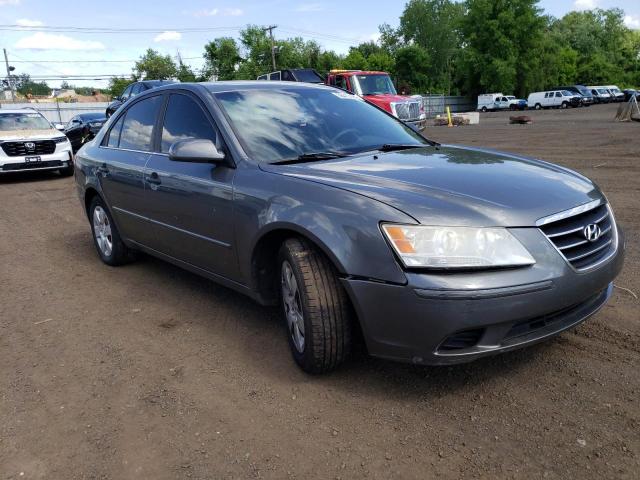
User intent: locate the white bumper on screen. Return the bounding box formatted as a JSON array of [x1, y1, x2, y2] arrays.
[[0, 141, 73, 173]]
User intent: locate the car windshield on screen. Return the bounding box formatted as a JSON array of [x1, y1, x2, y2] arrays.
[[353, 74, 397, 95], [562, 91, 574, 96], [578, 88, 591, 96], [598, 89, 609, 94], [506, 96, 515, 100], [0, 112, 51, 131], [214, 87, 428, 163]]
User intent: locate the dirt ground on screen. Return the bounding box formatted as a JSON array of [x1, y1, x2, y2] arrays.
[[1, 103, 638, 480]]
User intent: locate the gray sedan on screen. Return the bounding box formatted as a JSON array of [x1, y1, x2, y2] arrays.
[[74, 82, 624, 373]]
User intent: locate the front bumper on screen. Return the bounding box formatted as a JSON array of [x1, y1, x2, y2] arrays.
[[0, 149, 73, 174], [342, 226, 625, 365]]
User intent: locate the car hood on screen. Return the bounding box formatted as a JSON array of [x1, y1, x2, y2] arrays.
[[0, 129, 64, 141], [364, 93, 418, 104], [261, 145, 602, 227]]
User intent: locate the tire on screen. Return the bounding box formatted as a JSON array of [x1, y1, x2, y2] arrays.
[[88, 196, 133, 266], [561, 102, 568, 109], [481, 106, 487, 112], [535, 103, 542, 110], [278, 237, 352, 374]]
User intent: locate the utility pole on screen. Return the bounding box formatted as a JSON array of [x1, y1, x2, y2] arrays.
[[3, 48, 16, 102], [263, 25, 277, 70]]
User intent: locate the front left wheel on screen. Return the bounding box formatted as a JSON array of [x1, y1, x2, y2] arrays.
[[278, 238, 352, 374]]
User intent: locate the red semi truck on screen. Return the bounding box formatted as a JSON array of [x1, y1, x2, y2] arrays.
[[325, 70, 425, 125]]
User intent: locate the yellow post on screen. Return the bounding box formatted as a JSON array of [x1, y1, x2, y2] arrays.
[[446, 106, 453, 127]]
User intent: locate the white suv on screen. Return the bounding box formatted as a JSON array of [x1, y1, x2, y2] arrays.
[[0, 109, 73, 175]]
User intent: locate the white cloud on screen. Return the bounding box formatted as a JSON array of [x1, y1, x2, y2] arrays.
[[224, 8, 243, 16], [624, 14, 640, 29], [295, 3, 323, 12], [154, 30, 182, 42], [359, 32, 381, 43], [194, 8, 218, 17], [15, 18, 44, 27], [0, 0, 21, 5], [573, 0, 597, 10], [14, 32, 105, 50], [193, 7, 242, 17]]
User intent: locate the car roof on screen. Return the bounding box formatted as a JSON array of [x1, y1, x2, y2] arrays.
[[198, 80, 337, 93], [141, 79, 178, 87], [0, 108, 44, 114]]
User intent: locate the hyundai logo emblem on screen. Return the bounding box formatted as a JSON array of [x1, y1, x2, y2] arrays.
[[24, 142, 36, 151], [583, 223, 601, 242]]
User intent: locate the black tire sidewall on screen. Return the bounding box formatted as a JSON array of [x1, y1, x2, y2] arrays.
[[277, 243, 313, 370]]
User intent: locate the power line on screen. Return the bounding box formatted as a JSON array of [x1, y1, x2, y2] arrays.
[[0, 25, 243, 34], [8, 56, 203, 63]]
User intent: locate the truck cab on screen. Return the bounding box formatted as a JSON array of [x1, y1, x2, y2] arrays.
[[325, 70, 425, 125]]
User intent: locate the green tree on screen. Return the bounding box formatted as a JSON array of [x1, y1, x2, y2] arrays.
[[397, 0, 464, 93], [459, 0, 545, 97], [15, 74, 51, 96], [176, 60, 197, 82], [343, 50, 367, 70], [133, 49, 177, 80], [108, 76, 133, 97], [395, 45, 431, 92], [203, 37, 242, 80]]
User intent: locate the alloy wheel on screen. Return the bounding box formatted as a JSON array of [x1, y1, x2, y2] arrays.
[[281, 260, 305, 353], [93, 206, 113, 257]]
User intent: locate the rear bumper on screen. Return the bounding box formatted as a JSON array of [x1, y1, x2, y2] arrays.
[[342, 226, 625, 365]]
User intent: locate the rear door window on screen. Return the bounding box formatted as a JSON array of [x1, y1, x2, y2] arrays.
[[105, 115, 125, 148], [555, 92, 562, 98], [161, 94, 217, 153], [119, 95, 163, 151]]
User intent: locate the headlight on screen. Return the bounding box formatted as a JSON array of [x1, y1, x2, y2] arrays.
[[53, 136, 69, 143], [381, 224, 535, 269]]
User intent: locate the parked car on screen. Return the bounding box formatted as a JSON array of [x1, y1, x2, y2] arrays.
[[587, 87, 612, 103], [527, 90, 581, 109], [623, 89, 639, 101], [74, 82, 624, 373], [0, 108, 73, 175], [105, 80, 177, 117], [477, 93, 526, 111], [604, 85, 625, 102], [64, 112, 107, 152], [257, 68, 324, 84], [325, 70, 425, 125], [551, 85, 594, 106]]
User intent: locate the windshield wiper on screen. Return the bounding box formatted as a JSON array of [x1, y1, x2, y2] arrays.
[[271, 151, 347, 165], [377, 143, 428, 152]]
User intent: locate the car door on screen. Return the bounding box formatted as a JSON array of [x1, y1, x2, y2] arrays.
[[97, 94, 164, 246], [141, 91, 239, 280], [65, 116, 83, 150]]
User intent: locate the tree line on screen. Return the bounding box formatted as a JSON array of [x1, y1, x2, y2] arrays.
[[19, 0, 640, 99]]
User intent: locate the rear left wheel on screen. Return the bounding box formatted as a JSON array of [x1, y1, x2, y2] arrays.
[[89, 196, 134, 266], [278, 238, 352, 374]]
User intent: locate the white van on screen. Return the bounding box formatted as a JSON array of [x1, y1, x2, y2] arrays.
[[527, 90, 581, 109], [477, 93, 503, 112]]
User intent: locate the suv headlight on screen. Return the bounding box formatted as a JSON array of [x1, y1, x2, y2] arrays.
[[53, 136, 69, 143], [381, 224, 535, 269]]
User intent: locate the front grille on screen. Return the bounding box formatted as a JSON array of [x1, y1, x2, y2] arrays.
[[438, 328, 484, 351], [1, 140, 56, 157], [2, 160, 63, 171], [394, 101, 421, 121], [539, 202, 615, 270]]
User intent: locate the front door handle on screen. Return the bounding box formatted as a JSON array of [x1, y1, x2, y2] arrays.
[[146, 172, 162, 185], [96, 165, 109, 176]]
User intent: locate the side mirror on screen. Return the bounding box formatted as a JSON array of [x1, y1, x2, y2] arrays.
[[169, 139, 226, 164], [54, 123, 65, 131]]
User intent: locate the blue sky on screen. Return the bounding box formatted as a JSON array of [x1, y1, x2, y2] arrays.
[[1, 0, 638, 88]]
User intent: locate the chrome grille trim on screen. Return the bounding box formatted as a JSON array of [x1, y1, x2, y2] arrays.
[[538, 200, 618, 271]]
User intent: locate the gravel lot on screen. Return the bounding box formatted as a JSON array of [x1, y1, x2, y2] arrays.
[[1, 103, 638, 479]]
